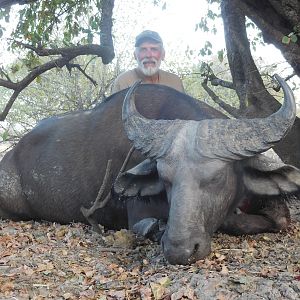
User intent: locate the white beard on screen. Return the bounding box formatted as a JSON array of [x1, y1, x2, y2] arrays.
[[138, 58, 161, 76]]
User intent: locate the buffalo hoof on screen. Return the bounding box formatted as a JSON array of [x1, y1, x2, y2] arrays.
[[132, 218, 166, 242]]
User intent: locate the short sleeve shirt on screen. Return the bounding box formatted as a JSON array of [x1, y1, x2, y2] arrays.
[[112, 68, 184, 94]]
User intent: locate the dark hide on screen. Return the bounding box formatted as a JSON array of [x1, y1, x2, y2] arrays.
[[118, 78, 300, 264], [0, 83, 299, 265], [0, 84, 224, 228], [115, 152, 299, 235]]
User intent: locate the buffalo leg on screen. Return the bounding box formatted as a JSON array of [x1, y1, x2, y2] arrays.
[[219, 199, 291, 235], [132, 218, 166, 241], [127, 196, 169, 241]]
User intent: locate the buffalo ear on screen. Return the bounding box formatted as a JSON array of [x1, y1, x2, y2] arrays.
[[113, 159, 165, 197], [242, 155, 300, 196]]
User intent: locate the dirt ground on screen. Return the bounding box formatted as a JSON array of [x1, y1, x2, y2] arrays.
[[0, 203, 299, 300]]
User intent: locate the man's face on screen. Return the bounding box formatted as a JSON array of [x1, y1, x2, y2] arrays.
[[134, 41, 165, 76]]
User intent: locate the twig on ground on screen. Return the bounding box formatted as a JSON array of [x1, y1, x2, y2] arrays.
[[80, 146, 135, 233]]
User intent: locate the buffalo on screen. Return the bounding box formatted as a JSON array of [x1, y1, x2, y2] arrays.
[[0, 75, 299, 265]]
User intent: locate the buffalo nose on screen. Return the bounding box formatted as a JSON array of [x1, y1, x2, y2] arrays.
[[161, 234, 211, 265]]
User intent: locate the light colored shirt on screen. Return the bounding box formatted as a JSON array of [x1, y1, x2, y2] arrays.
[[112, 68, 184, 94]]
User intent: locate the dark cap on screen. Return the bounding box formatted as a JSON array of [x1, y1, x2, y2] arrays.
[[135, 30, 163, 47]]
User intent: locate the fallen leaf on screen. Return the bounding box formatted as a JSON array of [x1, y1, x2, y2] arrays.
[[150, 282, 166, 300], [113, 229, 135, 248], [171, 287, 196, 300], [140, 286, 152, 300], [158, 276, 171, 287], [63, 292, 73, 299], [62, 249, 68, 256], [23, 265, 35, 276], [1, 281, 14, 293], [220, 265, 229, 275], [107, 290, 126, 299], [215, 252, 226, 261]]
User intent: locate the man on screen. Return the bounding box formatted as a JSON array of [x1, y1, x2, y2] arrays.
[[112, 30, 184, 93]]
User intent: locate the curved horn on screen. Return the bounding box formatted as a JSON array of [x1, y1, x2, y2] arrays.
[[123, 75, 296, 162], [194, 74, 296, 160], [122, 81, 184, 158]]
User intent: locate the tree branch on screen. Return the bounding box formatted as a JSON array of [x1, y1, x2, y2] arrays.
[[201, 81, 239, 118], [0, 67, 12, 81], [0, 0, 116, 120], [284, 72, 296, 82], [221, 0, 300, 167], [99, 0, 115, 64], [67, 63, 97, 86], [13, 41, 113, 60], [0, 55, 71, 121], [221, 0, 281, 117], [0, 90, 20, 121], [210, 77, 235, 89], [0, 78, 18, 90], [240, 0, 300, 77], [0, 42, 114, 120], [0, 0, 116, 119], [199, 63, 235, 90]]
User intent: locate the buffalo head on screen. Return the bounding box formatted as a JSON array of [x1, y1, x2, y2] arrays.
[[121, 75, 297, 265]]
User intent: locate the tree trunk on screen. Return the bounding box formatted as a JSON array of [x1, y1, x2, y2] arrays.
[[239, 0, 300, 77], [221, 0, 300, 168]]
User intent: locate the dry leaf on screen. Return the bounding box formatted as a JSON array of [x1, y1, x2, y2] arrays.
[[107, 290, 126, 299], [23, 265, 35, 276], [215, 252, 226, 261], [171, 287, 196, 300], [63, 292, 73, 299], [158, 276, 171, 287], [113, 229, 135, 248], [150, 282, 166, 300], [220, 265, 229, 275], [1, 281, 14, 293], [140, 286, 152, 300]]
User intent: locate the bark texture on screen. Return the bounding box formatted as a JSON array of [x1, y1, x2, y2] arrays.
[[221, 0, 300, 168]]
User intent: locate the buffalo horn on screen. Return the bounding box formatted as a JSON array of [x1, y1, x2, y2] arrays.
[[193, 74, 296, 160], [122, 75, 296, 161], [122, 81, 185, 159]]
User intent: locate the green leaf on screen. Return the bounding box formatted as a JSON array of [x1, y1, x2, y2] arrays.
[[290, 34, 298, 43], [205, 41, 212, 48], [1, 130, 9, 141], [282, 36, 290, 44], [36, 75, 42, 83], [293, 25, 300, 33], [217, 49, 224, 62], [11, 64, 20, 74]]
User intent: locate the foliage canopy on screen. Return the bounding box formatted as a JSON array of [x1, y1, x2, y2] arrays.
[[0, 0, 300, 167]]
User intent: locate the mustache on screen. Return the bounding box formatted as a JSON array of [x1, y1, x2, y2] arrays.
[[141, 58, 159, 64]]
